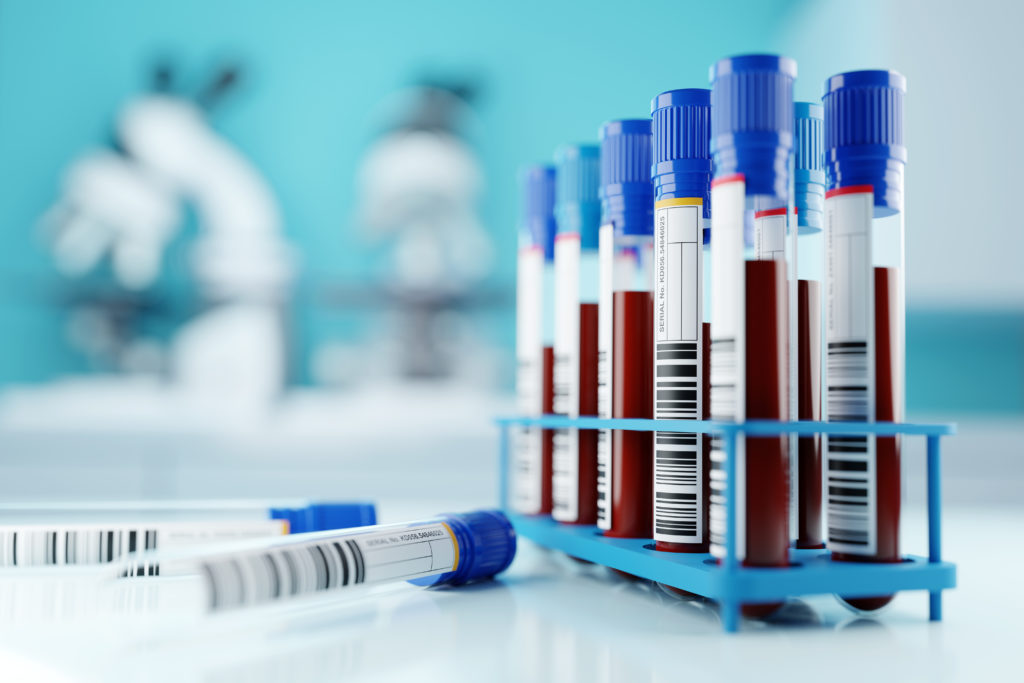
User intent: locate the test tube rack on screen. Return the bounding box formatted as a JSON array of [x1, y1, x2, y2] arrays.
[[496, 416, 956, 633]]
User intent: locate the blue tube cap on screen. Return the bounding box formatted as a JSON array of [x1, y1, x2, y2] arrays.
[[599, 119, 653, 236], [409, 509, 517, 587], [269, 501, 377, 533], [795, 102, 825, 232], [555, 144, 601, 250], [651, 88, 711, 218], [823, 69, 906, 214], [709, 54, 796, 201], [522, 165, 557, 261]]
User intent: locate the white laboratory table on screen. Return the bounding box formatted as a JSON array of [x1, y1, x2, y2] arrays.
[[0, 502, 1019, 683], [0, 385, 1019, 682]]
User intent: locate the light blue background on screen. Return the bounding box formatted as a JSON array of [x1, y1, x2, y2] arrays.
[[0, 0, 1018, 414]]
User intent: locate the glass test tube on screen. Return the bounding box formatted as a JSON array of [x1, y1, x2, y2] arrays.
[[514, 166, 557, 515], [552, 144, 602, 524], [116, 510, 516, 613], [650, 89, 712, 553], [708, 56, 795, 601], [822, 71, 907, 611], [596, 119, 654, 539], [792, 102, 826, 549]]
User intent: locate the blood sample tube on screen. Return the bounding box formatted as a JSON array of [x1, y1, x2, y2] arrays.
[[792, 102, 826, 549], [552, 144, 601, 525], [822, 71, 907, 611], [650, 89, 712, 553], [708, 55, 795, 615], [596, 119, 654, 539], [514, 165, 557, 515]]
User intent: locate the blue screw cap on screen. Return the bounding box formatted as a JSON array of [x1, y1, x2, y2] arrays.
[[521, 165, 557, 262], [709, 54, 796, 202], [795, 102, 825, 232], [555, 144, 601, 251], [823, 69, 906, 214], [651, 88, 711, 220], [269, 501, 377, 533], [409, 509, 517, 587], [599, 119, 653, 236]]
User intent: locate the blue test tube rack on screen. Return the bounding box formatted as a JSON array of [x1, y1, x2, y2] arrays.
[[496, 416, 956, 633]]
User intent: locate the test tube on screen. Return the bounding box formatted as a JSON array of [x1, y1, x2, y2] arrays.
[[552, 144, 601, 524], [708, 55, 795, 613], [792, 103, 826, 549], [596, 119, 654, 539], [514, 166, 557, 515], [116, 510, 516, 612], [822, 71, 907, 611], [649, 89, 712, 553], [0, 500, 376, 568]]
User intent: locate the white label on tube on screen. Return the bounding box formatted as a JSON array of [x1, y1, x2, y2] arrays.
[[552, 232, 581, 522], [824, 189, 877, 556], [708, 178, 746, 561], [754, 208, 788, 261], [596, 223, 614, 530], [202, 521, 459, 611], [653, 199, 703, 544], [515, 246, 545, 514], [0, 520, 288, 568]]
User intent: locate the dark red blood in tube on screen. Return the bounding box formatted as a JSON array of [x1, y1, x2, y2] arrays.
[[656, 322, 711, 553], [835, 267, 901, 611], [604, 291, 653, 539], [540, 345, 554, 515], [742, 260, 790, 617], [797, 280, 824, 549], [570, 303, 600, 525]]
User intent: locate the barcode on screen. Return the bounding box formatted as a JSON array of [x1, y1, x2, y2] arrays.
[[654, 433, 700, 541], [0, 528, 158, 569], [552, 428, 576, 521], [552, 353, 572, 416], [596, 430, 611, 530], [596, 347, 611, 530], [203, 537, 366, 611], [825, 339, 877, 554], [709, 337, 738, 557], [202, 522, 456, 611], [512, 426, 542, 514]]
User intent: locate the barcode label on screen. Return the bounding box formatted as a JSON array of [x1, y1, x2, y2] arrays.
[[708, 177, 747, 559], [0, 521, 287, 569], [653, 199, 703, 543], [202, 522, 457, 611], [824, 188, 877, 555], [552, 233, 580, 522], [596, 224, 614, 530], [515, 245, 545, 514]]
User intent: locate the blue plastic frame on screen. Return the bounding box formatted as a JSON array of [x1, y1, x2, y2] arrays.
[[495, 416, 957, 633]]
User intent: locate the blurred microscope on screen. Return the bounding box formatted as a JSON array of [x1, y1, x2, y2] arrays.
[[38, 64, 295, 419], [350, 78, 498, 382]]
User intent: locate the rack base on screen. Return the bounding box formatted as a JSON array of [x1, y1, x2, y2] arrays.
[[510, 513, 956, 633]]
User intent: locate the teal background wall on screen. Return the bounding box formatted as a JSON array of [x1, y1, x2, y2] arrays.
[[0, 0, 1019, 414]]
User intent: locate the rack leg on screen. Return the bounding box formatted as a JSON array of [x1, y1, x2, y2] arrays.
[[927, 435, 942, 622], [499, 424, 510, 511], [722, 601, 740, 633]]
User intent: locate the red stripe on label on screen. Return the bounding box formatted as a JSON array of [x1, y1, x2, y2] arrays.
[[711, 173, 745, 188], [754, 207, 787, 219], [825, 184, 874, 199], [555, 232, 580, 242], [519, 245, 543, 254]]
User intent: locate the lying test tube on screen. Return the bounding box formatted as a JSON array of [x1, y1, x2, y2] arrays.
[[0, 500, 376, 568], [115, 509, 517, 612]]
